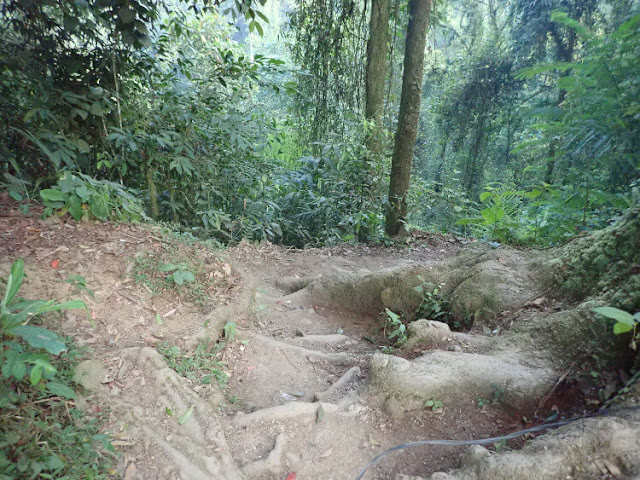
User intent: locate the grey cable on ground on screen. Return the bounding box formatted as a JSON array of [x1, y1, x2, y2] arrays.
[[354, 405, 640, 480]]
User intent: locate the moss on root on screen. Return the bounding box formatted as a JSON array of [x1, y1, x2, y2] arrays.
[[546, 199, 640, 312]]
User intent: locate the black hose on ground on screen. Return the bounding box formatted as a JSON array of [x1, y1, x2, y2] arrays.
[[355, 405, 640, 480]]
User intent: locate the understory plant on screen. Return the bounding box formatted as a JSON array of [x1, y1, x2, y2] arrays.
[[593, 306, 640, 351], [40, 172, 145, 222], [384, 308, 407, 345], [0, 259, 115, 477]]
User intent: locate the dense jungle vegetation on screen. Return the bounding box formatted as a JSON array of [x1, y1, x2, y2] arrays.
[[1, 0, 638, 246]]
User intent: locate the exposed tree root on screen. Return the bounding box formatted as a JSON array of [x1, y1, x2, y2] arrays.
[[398, 410, 640, 480], [245, 332, 358, 366], [369, 350, 556, 409], [289, 333, 351, 347], [232, 402, 339, 428], [314, 365, 362, 401], [240, 433, 287, 477]]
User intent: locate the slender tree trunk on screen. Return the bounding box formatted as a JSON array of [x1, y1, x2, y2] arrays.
[[464, 115, 485, 195], [365, 0, 391, 154], [385, 0, 431, 236], [146, 163, 158, 220], [547, 29, 575, 185], [433, 135, 448, 193]]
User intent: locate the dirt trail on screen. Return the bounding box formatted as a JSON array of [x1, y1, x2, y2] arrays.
[[217, 243, 531, 479], [2, 197, 639, 480]]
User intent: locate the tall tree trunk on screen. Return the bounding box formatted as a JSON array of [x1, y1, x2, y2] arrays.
[[365, 0, 391, 154], [385, 0, 431, 236]]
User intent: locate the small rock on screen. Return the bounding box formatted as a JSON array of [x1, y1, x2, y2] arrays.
[[452, 345, 462, 352], [124, 462, 141, 480], [73, 360, 107, 390], [295, 328, 306, 337], [431, 473, 451, 479], [458, 445, 491, 467]]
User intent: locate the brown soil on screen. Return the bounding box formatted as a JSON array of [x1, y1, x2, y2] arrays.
[[0, 194, 611, 480]]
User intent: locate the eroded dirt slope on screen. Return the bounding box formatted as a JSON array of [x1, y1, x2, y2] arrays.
[[2, 195, 639, 480]]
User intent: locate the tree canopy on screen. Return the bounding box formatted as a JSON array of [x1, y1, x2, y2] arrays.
[[0, 0, 638, 246]]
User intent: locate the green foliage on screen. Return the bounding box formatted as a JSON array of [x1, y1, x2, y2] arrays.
[[66, 275, 95, 298], [413, 276, 454, 326], [133, 252, 213, 306], [159, 263, 196, 286], [274, 124, 389, 246], [1, 260, 86, 377], [223, 321, 237, 342], [384, 309, 407, 345], [593, 306, 640, 350], [424, 398, 444, 412], [40, 172, 144, 222], [0, 259, 114, 477], [158, 341, 228, 388]]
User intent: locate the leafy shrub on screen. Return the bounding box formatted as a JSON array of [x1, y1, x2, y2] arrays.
[[41, 172, 145, 222], [413, 276, 452, 323], [0, 259, 115, 477], [1, 259, 84, 391], [593, 306, 640, 351], [384, 309, 407, 345], [159, 263, 196, 286]]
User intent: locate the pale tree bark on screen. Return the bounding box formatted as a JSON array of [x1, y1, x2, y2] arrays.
[[365, 0, 391, 154], [385, 0, 431, 236]]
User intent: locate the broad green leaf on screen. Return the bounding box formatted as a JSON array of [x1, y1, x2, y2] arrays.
[[593, 307, 634, 325], [45, 454, 65, 470], [479, 191, 492, 202], [173, 270, 195, 285], [455, 217, 483, 226], [30, 365, 43, 385], [119, 5, 136, 24], [8, 325, 66, 355], [159, 263, 178, 272], [75, 185, 91, 200], [255, 21, 264, 37], [89, 102, 104, 116], [3, 258, 24, 307], [179, 405, 194, 425], [89, 196, 109, 220], [613, 323, 634, 334], [46, 382, 76, 399], [68, 194, 84, 221], [481, 207, 504, 224], [385, 309, 399, 322], [9, 191, 23, 201], [11, 360, 27, 380], [40, 189, 66, 202]]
